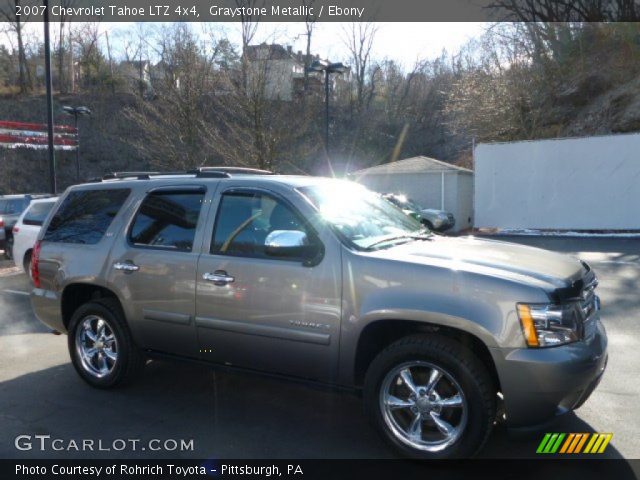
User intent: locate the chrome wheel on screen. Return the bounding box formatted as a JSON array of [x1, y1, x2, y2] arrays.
[[380, 361, 468, 452], [74, 315, 118, 378]]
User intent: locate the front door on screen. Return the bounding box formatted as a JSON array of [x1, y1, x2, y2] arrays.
[[195, 188, 342, 382], [108, 186, 209, 358]]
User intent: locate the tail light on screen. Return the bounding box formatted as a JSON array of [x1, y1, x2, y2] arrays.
[[12, 226, 19, 234], [31, 240, 42, 288], [0, 217, 4, 228]]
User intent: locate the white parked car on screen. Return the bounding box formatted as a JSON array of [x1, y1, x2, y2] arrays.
[[12, 197, 58, 275]]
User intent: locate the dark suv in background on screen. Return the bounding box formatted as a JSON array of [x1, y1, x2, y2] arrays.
[[29, 169, 607, 459]]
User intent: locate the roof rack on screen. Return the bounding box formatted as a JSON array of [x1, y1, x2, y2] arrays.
[[191, 167, 274, 176], [94, 167, 274, 182]]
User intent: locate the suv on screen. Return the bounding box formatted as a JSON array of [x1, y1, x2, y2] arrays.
[[383, 193, 455, 232], [11, 197, 59, 275], [0, 194, 53, 259], [30, 169, 607, 459]]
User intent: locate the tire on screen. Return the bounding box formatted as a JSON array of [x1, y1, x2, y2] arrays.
[[4, 234, 13, 260], [423, 220, 435, 231], [67, 298, 145, 388], [364, 334, 496, 459], [23, 251, 32, 278]]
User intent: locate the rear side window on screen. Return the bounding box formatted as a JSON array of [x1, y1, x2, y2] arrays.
[[23, 201, 56, 226], [44, 189, 130, 244], [129, 190, 204, 251]]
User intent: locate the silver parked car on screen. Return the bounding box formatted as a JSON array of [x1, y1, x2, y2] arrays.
[[383, 193, 455, 232], [30, 169, 607, 459]]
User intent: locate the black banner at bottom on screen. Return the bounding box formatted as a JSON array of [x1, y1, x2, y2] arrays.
[[3, 459, 640, 480]]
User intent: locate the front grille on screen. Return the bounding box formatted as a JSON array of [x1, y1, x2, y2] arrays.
[[580, 277, 599, 319]]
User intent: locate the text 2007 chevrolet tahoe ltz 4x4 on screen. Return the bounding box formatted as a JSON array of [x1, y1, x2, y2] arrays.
[[30, 168, 607, 458]]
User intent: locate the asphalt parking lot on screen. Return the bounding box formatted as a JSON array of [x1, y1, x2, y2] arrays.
[[0, 236, 638, 460]]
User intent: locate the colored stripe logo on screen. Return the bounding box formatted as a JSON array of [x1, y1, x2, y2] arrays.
[[537, 433, 612, 454]]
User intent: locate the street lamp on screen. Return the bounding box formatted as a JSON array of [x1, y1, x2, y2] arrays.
[[307, 60, 347, 152], [43, 0, 56, 194], [62, 106, 91, 181]]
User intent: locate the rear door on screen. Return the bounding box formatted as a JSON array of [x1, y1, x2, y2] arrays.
[[107, 185, 214, 358]]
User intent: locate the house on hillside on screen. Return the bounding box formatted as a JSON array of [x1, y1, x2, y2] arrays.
[[244, 43, 348, 101], [150, 60, 180, 90], [349, 156, 474, 232], [118, 60, 152, 94]]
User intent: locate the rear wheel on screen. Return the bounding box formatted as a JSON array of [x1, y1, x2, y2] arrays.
[[4, 233, 13, 260], [364, 334, 496, 458], [23, 251, 32, 278], [68, 298, 145, 388]]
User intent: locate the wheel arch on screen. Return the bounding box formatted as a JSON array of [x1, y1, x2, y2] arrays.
[[61, 283, 124, 330], [22, 248, 33, 272], [353, 319, 501, 394]]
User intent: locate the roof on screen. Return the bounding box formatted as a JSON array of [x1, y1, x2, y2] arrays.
[[244, 43, 324, 65], [77, 171, 351, 191], [349, 156, 473, 176]]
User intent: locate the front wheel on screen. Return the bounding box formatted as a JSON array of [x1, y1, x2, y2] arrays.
[[68, 299, 145, 388], [364, 335, 496, 458]]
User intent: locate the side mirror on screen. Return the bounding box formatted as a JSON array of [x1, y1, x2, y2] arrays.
[[264, 230, 321, 263]]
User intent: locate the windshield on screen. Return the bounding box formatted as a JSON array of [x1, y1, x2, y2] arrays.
[[299, 183, 428, 250], [0, 198, 29, 215], [23, 201, 56, 226]]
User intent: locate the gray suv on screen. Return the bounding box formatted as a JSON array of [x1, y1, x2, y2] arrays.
[[30, 169, 607, 459]]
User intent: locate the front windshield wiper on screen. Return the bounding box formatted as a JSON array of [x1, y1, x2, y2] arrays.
[[365, 232, 432, 250]]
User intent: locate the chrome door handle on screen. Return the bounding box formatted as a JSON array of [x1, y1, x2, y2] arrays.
[[203, 271, 235, 286], [113, 262, 139, 272]]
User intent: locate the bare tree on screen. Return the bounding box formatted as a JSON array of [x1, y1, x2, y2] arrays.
[[301, 0, 317, 93], [55, 0, 76, 93], [342, 22, 378, 113], [490, 0, 638, 21], [0, 0, 30, 93], [237, 0, 262, 93]]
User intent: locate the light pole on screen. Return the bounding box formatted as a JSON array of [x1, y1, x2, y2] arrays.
[[62, 106, 91, 181], [307, 60, 346, 152], [43, 0, 56, 194]]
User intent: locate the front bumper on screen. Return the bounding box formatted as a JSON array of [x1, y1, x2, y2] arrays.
[[491, 315, 608, 427]]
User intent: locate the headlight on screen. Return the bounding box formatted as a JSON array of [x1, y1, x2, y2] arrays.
[[517, 302, 582, 347]]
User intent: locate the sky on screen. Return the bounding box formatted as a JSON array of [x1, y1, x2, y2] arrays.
[[8, 21, 487, 69]]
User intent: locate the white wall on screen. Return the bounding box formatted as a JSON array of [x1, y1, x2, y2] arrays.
[[475, 134, 640, 230]]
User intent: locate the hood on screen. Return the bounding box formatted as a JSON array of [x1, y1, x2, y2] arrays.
[[365, 235, 586, 289]]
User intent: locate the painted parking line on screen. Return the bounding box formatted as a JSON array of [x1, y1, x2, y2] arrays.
[[1, 289, 29, 296], [0, 270, 22, 277], [591, 260, 640, 266]]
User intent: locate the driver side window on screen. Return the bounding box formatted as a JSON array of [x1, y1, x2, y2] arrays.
[[211, 191, 309, 259]]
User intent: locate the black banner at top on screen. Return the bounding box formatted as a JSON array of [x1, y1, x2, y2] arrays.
[[6, 0, 640, 22]]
